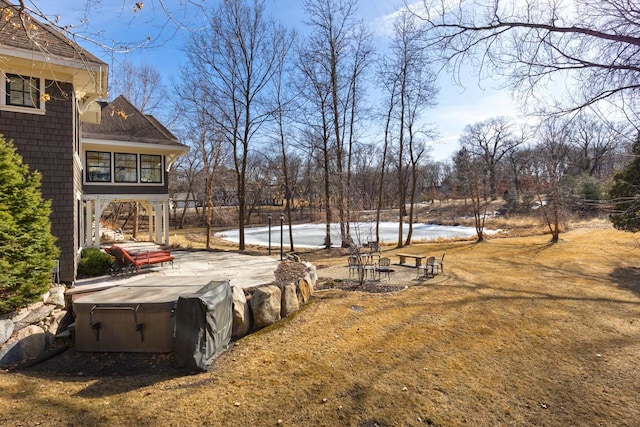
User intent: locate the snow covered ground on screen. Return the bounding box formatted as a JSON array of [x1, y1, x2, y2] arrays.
[[215, 222, 489, 248]]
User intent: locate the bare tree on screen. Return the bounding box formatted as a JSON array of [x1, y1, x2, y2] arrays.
[[185, 0, 287, 250], [536, 117, 572, 243], [413, 0, 640, 117], [303, 0, 373, 248], [109, 60, 166, 115], [454, 147, 490, 241], [459, 117, 523, 200], [268, 28, 296, 251], [379, 9, 438, 247], [567, 113, 631, 179], [296, 47, 334, 249], [174, 77, 227, 248]]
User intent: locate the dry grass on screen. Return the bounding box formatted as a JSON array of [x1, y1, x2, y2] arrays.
[[2, 222, 640, 426]]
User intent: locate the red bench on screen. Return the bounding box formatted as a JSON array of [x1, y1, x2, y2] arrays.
[[105, 245, 174, 275]]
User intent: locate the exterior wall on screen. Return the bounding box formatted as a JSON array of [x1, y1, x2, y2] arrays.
[[83, 169, 169, 195], [0, 81, 77, 284]]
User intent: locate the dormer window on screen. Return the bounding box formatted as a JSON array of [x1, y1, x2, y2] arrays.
[[6, 73, 39, 108]]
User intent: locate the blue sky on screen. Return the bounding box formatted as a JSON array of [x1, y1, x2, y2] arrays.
[[34, 0, 520, 161]]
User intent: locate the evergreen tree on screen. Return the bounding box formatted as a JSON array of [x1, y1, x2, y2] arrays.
[[609, 134, 640, 232], [0, 135, 59, 314]]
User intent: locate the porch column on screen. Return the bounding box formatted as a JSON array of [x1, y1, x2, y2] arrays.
[[150, 202, 163, 244], [93, 199, 108, 247], [163, 200, 170, 245], [84, 200, 93, 246]]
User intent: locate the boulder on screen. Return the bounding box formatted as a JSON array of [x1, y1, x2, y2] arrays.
[[304, 262, 318, 287], [297, 277, 313, 304], [231, 285, 251, 339], [45, 286, 66, 309], [0, 325, 45, 367], [250, 285, 281, 330], [13, 304, 54, 332], [49, 309, 67, 335], [18, 325, 46, 360], [281, 283, 299, 317], [0, 319, 14, 345]]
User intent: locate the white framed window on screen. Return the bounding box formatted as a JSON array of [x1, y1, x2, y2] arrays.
[[140, 154, 163, 183], [114, 153, 138, 183], [83, 151, 164, 185], [0, 72, 45, 114], [86, 151, 111, 182]]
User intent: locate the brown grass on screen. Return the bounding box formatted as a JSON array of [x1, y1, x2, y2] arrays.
[[2, 222, 640, 426]]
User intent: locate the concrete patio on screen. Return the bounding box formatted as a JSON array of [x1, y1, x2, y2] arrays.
[[70, 243, 280, 298]]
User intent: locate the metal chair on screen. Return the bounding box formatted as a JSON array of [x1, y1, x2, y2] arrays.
[[433, 253, 445, 275], [417, 256, 436, 278], [378, 257, 391, 280], [348, 255, 361, 278]]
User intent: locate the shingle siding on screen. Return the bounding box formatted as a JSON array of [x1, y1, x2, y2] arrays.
[[0, 81, 78, 283]]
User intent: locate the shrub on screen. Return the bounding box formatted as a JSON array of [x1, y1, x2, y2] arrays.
[[0, 135, 59, 315], [77, 247, 113, 278]]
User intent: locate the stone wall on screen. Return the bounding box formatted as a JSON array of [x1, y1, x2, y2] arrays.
[[231, 261, 317, 339], [0, 285, 70, 368]]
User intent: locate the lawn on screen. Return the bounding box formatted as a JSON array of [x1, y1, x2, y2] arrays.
[[1, 223, 639, 426]]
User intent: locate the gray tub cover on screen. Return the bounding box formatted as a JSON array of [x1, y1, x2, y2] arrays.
[[174, 280, 233, 371]]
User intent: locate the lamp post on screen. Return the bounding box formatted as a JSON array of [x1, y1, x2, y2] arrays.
[[279, 213, 284, 261], [268, 214, 272, 256]]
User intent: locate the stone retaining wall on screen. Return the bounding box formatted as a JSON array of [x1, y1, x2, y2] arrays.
[[0, 285, 70, 368], [231, 261, 317, 339]]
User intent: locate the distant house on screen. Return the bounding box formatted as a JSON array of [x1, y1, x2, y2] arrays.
[[0, 1, 187, 284]]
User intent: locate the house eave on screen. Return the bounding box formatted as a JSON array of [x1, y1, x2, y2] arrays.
[[82, 137, 189, 156], [0, 45, 107, 99]]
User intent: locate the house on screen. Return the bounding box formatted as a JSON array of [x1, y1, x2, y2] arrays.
[[82, 96, 188, 249], [0, 2, 187, 284]]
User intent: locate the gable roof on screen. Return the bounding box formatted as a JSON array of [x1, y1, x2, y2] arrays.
[[83, 95, 186, 150], [0, 1, 106, 68]]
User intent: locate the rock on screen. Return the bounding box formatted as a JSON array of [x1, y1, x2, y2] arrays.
[[5, 305, 35, 324], [46, 309, 69, 346], [304, 262, 318, 287], [250, 285, 281, 330], [17, 325, 46, 359], [281, 283, 299, 317], [0, 319, 14, 345], [231, 285, 251, 339], [45, 286, 66, 308], [0, 325, 45, 367], [297, 277, 313, 304], [13, 304, 55, 332], [0, 340, 19, 367], [41, 291, 51, 303]]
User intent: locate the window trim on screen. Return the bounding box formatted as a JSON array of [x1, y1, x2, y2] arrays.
[[0, 72, 45, 114], [114, 152, 138, 183], [83, 151, 165, 185], [140, 154, 163, 184], [85, 151, 112, 183]]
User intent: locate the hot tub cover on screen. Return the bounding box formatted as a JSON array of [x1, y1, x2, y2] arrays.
[[174, 280, 233, 371]]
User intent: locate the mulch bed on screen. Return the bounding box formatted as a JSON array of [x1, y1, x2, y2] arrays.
[[315, 278, 406, 293]]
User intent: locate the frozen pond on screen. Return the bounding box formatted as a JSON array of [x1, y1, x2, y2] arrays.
[[215, 222, 485, 248]]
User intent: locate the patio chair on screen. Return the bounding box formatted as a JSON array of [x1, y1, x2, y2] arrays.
[[363, 255, 378, 280], [378, 257, 391, 280], [417, 256, 436, 278], [348, 255, 361, 278], [433, 253, 445, 275]]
